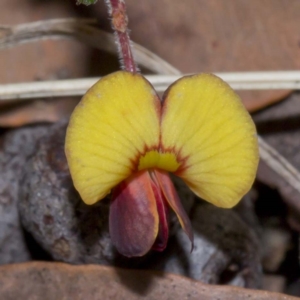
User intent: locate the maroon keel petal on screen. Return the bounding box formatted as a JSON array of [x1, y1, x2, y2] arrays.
[[109, 170, 159, 257], [154, 169, 194, 250]]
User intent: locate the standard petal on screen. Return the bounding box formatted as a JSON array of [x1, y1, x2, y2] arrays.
[[161, 74, 259, 208], [109, 171, 159, 257], [65, 71, 161, 204]]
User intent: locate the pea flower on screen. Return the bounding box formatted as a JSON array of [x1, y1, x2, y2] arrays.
[[65, 71, 259, 257]]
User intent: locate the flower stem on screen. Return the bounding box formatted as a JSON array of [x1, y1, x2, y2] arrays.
[[105, 0, 138, 73]]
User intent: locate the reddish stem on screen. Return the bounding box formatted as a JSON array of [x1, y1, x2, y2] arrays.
[[106, 0, 138, 73]]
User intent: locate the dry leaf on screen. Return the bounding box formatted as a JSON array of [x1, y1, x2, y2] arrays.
[[0, 262, 297, 300], [95, 0, 300, 109], [0, 0, 90, 84], [0, 98, 78, 127], [239, 90, 292, 113], [121, 1, 300, 72]]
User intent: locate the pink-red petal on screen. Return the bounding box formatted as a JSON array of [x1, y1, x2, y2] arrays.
[[153, 169, 194, 249], [109, 170, 159, 257], [150, 177, 169, 251]]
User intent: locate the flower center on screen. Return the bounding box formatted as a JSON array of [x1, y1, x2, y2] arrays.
[[137, 150, 180, 172]]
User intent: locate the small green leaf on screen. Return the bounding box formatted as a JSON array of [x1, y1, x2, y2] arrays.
[[76, 0, 98, 5]]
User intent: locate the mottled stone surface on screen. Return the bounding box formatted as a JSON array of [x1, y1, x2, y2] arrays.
[[254, 93, 300, 230], [18, 121, 116, 265], [148, 203, 262, 288], [0, 125, 49, 264]]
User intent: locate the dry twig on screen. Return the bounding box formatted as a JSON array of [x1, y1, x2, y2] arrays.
[[1, 72, 300, 101], [0, 18, 179, 75]]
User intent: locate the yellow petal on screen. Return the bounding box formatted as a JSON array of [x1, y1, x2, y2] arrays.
[[65, 71, 161, 205], [161, 73, 259, 208]]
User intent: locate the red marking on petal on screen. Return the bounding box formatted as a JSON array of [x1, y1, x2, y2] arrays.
[[109, 170, 159, 257], [154, 169, 194, 251], [150, 176, 169, 251]]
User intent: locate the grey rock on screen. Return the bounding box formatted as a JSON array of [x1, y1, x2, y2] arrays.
[[148, 203, 262, 288], [253, 92, 300, 230], [0, 125, 49, 264], [18, 121, 131, 265]]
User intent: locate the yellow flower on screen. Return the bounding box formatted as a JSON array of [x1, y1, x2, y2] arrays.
[[65, 71, 259, 257]]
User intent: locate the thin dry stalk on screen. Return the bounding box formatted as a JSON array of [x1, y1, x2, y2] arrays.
[[258, 137, 300, 194], [104, 0, 137, 72], [0, 18, 179, 75], [1, 71, 300, 101]]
